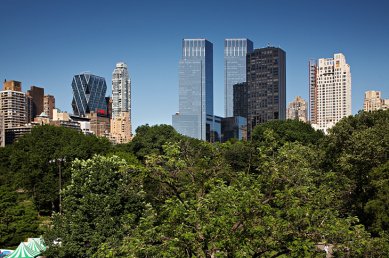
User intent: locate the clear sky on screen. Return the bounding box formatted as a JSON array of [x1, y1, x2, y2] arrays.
[[1, 0, 388, 132]]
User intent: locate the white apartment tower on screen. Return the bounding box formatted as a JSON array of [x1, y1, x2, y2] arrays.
[[112, 62, 131, 118], [111, 62, 132, 143], [309, 53, 351, 131]]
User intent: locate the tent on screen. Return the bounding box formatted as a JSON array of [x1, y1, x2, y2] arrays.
[[5, 243, 40, 258], [26, 241, 43, 255], [27, 239, 45, 252]]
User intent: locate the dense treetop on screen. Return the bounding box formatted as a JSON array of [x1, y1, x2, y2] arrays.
[[0, 111, 388, 257]]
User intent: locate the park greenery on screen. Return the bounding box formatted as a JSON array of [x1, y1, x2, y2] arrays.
[[0, 110, 388, 257]]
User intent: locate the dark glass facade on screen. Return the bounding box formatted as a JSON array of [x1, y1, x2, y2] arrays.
[[233, 82, 248, 119], [71, 73, 108, 117], [172, 39, 213, 141], [246, 47, 286, 136], [221, 116, 247, 142], [224, 39, 253, 117]]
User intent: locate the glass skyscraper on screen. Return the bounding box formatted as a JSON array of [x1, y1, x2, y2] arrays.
[[71, 73, 107, 117], [246, 47, 286, 137], [172, 39, 213, 141], [224, 38, 253, 117], [112, 62, 131, 118]]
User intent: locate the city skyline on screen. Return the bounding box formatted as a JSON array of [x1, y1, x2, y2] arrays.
[[1, 0, 388, 132]]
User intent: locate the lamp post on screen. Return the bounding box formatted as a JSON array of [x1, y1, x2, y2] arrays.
[[49, 158, 66, 214]]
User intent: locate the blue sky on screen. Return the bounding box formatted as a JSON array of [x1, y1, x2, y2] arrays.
[[1, 0, 388, 132]]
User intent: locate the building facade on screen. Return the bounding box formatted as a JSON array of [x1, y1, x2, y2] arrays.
[[309, 53, 351, 131], [110, 111, 132, 144], [221, 116, 247, 142], [71, 73, 108, 117], [112, 62, 131, 119], [172, 39, 213, 141], [246, 47, 286, 136], [233, 82, 248, 119], [224, 38, 253, 117], [26, 86, 44, 122], [287, 96, 308, 122], [364, 90, 388, 111], [0, 81, 27, 129], [0, 113, 4, 147], [44, 95, 55, 119]]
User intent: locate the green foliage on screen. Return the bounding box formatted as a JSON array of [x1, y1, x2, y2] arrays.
[[44, 155, 145, 257], [251, 119, 324, 146], [324, 110, 389, 227], [0, 186, 40, 248], [129, 124, 182, 160], [365, 161, 389, 234], [8, 125, 112, 214]]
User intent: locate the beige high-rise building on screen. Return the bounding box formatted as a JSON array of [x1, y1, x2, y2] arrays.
[[309, 53, 351, 132], [44, 95, 55, 119], [287, 96, 307, 122], [363, 91, 388, 111], [0, 80, 27, 129], [110, 111, 132, 144], [0, 113, 4, 147]]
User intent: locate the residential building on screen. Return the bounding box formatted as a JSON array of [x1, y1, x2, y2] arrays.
[[309, 53, 351, 131], [5, 125, 33, 145], [246, 47, 286, 136], [0, 113, 4, 147], [172, 39, 213, 141], [110, 111, 132, 144], [86, 111, 110, 137], [3, 80, 21, 91], [112, 62, 131, 119], [287, 96, 308, 122], [26, 86, 44, 122], [71, 73, 108, 117], [44, 95, 55, 119], [363, 90, 389, 111], [224, 38, 253, 117], [0, 80, 27, 129]]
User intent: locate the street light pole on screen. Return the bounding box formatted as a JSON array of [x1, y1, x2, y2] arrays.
[[49, 157, 66, 214]]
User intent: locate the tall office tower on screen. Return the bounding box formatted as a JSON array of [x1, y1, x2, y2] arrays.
[[246, 47, 286, 136], [71, 73, 108, 117], [26, 86, 44, 121], [44, 95, 55, 119], [0, 80, 27, 128], [110, 111, 132, 144], [287, 96, 308, 122], [309, 53, 351, 131], [233, 82, 248, 119], [224, 38, 253, 117], [172, 39, 213, 141], [112, 62, 131, 119]]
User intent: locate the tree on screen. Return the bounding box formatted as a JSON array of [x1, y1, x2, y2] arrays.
[[44, 155, 145, 257], [323, 110, 389, 227], [8, 125, 112, 214], [251, 119, 324, 146], [129, 124, 182, 161], [0, 186, 40, 248]]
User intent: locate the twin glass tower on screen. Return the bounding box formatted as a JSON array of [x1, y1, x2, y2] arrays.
[[172, 38, 253, 141], [172, 39, 213, 141]]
